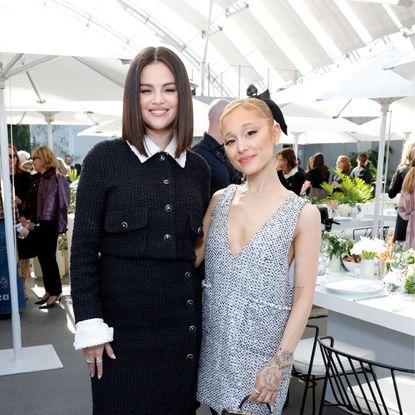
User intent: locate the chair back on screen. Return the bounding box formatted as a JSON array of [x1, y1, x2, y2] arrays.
[[353, 226, 389, 241], [318, 336, 415, 415]]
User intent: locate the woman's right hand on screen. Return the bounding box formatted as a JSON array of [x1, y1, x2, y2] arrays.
[[82, 342, 116, 379]]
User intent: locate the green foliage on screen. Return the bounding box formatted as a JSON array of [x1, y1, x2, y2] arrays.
[[320, 168, 374, 205], [69, 184, 77, 214], [68, 169, 79, 182], [404, 273, 415, 295], [323, 232, 354, 270], [7, 124, 31, 152], [58, 233, 68, 251]]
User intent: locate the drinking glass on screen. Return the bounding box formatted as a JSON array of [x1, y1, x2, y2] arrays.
[[389, 241, 408, 295]]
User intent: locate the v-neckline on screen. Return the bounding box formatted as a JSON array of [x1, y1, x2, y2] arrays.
[[226, 186, 293, 258]]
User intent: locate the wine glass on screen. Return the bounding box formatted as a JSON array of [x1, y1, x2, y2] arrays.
[[318, 239, 330, 281], [389, 241, 407, 295]]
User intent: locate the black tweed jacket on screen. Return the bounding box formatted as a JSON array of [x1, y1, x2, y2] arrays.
[[70, 139, 211, 323]]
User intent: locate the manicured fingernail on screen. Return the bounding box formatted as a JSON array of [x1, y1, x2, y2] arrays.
[[98, 374, 102, 379]]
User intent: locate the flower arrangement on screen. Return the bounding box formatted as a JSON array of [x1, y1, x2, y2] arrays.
[[350, 237, 387, 260], [322, 232, 354, 270]]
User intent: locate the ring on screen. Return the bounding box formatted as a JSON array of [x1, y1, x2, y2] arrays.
[[96, 357, 103, 363], [253, 388, 261, 395], [85, 358, 93, 364]]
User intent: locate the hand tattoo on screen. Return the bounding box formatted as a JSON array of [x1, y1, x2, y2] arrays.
[[262, 348, 293, 390]]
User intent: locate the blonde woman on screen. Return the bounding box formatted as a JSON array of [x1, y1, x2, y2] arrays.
[[389, 140, 415, 241], [398, 161, 415, 249], [20, 147, 70, 308], [196, 98, 320, 414]]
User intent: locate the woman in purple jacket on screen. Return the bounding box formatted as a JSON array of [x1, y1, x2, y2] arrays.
[[20, 146, 70, 309]]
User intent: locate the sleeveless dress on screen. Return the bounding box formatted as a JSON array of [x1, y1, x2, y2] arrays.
[[197, 185, 307, 415]]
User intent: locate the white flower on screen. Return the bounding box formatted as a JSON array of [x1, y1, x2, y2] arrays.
[[350, 237, 387, 259]]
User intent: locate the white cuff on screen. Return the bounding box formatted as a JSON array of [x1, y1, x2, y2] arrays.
[[73, 318, 114, 350]]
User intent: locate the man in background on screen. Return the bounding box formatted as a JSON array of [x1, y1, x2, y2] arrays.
[[193, 99, 241, 197], [64, 155, 74, 170]]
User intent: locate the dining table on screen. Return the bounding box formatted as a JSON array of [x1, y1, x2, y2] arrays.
[[314, 271, 415, 370]]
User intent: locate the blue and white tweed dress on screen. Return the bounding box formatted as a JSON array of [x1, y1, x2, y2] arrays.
[[197, 185, 307, 415]]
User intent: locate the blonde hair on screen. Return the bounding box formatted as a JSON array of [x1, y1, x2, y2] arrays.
[[337, 155, 351, 173], [399, 140, 415, 167], [220, 98, 274, 129], [57, 157, 70, 176], [32, 146, 58, 170], [402, 165, 415, 193]]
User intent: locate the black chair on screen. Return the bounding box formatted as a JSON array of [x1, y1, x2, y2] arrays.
[[318, 336, 415, 415], [292, 321, 376, 415], [353, 226, 389, 241], [292, 324, 322, 415]]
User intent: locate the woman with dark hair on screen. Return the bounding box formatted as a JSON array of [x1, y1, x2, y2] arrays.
[[20, 146, 70, 308], [71, 46, 210, 415], [350, 152, 372, 184], [9, 145, 32, 298], [275, 148, 305, 195], [300, 152, 330, 200]]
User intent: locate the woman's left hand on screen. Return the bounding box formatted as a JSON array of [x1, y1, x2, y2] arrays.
[[249, 348, 293, 406]]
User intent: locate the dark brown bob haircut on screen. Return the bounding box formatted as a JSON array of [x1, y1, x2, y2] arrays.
[[121, 46, 193, 158], [275, 148, 297, 171]]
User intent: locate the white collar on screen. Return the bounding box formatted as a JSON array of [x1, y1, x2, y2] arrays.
[[284, 166, 298, 179], [127, 135, 187, 168]]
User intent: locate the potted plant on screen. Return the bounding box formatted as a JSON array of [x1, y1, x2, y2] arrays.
[[322, 232, 354, 272], [320, 169, 374, 216]]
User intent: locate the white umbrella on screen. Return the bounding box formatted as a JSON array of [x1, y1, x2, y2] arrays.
[[279, 116, 379, 154], [0, 51, 130, 375]]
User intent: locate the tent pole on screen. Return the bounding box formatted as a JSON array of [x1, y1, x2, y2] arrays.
[[42, 112, 55, 150], [0, 83, 63, 377], [371, 98, 392, 239], [0, 80, 23, 359]]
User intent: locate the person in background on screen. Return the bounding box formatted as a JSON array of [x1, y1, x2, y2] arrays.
[[196, 98, 320, 415], [350, 152, 372, 185], [275, 148, 305, 195], [398, 160, 415, 249], [64, 154, 74, 170], [17, 150, 31, 165], [331, 155, 352, 191], [20, 146, 70, 309], [300, 152, 330, 200], [74, 163, 82, 177], [193, 98, 241, 197], [9, 145, 33, 299], [0, 184, 26, 316], [57, 157, 72, 183], [70, 46, 210, 415], [388, 140, 415, 242]]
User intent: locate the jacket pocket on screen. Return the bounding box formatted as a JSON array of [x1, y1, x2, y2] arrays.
[[101, 207, 148, 257], [104, 207, 148, 233]]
